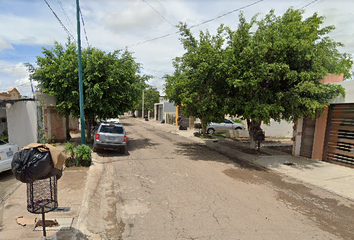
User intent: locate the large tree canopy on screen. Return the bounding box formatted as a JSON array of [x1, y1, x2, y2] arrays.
[[132, 85, 160, 113], [164, 8, 352, 142], [164, 23, 229, 134], [28, 40, 147, 139], [226, 9, 351, 128]]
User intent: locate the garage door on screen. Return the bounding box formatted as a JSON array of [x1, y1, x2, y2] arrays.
[[325, 104, 354, 166]]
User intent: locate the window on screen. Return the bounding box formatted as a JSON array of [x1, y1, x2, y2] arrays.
[[100, 125, 124, 134]]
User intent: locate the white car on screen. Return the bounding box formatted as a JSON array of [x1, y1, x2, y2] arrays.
[[0, 141, 18, 173], [105, 118, 120, 124], [206, 119, 244, 134]]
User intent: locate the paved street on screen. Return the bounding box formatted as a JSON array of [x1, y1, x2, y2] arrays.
[[76, 117, 354, 240]]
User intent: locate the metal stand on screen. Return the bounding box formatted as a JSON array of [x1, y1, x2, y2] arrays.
[[27, 176, 58, 237], [42, 206, 46, 237]]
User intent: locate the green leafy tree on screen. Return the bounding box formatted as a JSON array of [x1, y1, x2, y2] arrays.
[[164, 23, 229, 135], [144, 86, 160, 112], [132, 85, 160, 113], [225, 9, 352, 147], [27, 39, 147, 140]]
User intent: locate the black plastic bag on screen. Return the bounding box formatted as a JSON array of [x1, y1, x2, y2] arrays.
[[11, 147, 62, 183]]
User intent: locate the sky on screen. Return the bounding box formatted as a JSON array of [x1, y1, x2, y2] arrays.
[[0, 0, 353, 97]]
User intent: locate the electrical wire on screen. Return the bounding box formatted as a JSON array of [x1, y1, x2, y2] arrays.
[[189, 0, 264, 29], [56, 0, 76, 34], [43, 0, 75, 41], [79, 7, 90, 47], [301, 0, 321, 9], [142, 0, 175, 28], [125, 0, 264, 48]]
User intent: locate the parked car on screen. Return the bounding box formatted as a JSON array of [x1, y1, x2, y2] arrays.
[[105, 118, 120, 124], [0, 141, 18, 173], [206, 119, 244, 134], [93, 122, 126, 153]]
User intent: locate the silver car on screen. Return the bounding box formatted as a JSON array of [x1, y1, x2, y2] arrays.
[[93, 122, 127, 153], [206, 119, 243, 134]]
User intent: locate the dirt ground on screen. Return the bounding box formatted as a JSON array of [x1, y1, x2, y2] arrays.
[[78, 116, 354, 240]]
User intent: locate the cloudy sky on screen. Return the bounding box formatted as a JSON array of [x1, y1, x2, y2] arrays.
[[0, 0, 353, 97]]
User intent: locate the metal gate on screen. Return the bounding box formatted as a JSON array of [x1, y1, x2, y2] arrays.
[[300, 118, 316, 158], [324, 104, 354, 166]]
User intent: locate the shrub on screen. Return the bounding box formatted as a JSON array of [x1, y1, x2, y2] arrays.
[[63, 142, 76, 167], [75, 145, 92, 167]]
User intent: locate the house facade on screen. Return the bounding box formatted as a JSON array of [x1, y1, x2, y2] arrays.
[[2, 89, 78, 148], [154, 96, 177, 122], [293, 74, 354, 167], [0, 87, 21, 100]]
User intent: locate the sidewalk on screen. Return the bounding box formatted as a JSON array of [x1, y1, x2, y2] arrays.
[[141, 118, 354, 201], [0, 167, 90, 240]]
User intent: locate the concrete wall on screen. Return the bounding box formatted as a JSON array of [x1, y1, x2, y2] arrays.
[[311, 108, 329, 160], [44, 106, 66, 143], [7, 101, 37, 148], [330, 80, 354, 104], [261, 120, 293, 138], [69, 118, 79, 132], [163, 102, 176, 113], [293, 119, 303, 156]]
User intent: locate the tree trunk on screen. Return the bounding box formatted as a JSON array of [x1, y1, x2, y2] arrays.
[[86, 119, 93, 144], [202, 125, 207, 137], [247, 119, 262, 149], [189, 116, 195, 129]]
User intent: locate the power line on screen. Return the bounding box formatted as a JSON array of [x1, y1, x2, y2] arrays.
[[189, 0, 264, 29], [43, 0, 76, 41], [79, 7, 90, 47], [142, 0, 175, 28], [301, 0, 321, 9], [56, 0, 76, 34], [125, 0, 264, 48]]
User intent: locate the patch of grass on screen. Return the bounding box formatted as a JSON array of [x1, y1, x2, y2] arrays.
[[213, 133, 226, 138]]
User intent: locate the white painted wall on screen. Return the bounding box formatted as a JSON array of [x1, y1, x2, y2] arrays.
[[261, 119, 294, 138], [330, 80, 354, 104], [163, 102, 176, 113], [238, 119, 293, 138], [293, 119, 303, 156], [7, 101, 37, 148]]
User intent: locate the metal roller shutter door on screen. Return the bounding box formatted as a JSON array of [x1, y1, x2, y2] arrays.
[[325, 104, 354, 166]]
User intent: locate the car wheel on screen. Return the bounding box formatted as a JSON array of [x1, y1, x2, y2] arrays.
[[93, 146, 97, 152], [207, 128, 215, 134], [235, 127, 242, 130]]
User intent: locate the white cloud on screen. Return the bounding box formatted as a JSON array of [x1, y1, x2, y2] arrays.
[[0, 37, 13, 52], [1, 62, 28, 79]]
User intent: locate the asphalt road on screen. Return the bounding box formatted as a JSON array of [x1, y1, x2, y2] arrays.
[[78, 117, 354, 240]]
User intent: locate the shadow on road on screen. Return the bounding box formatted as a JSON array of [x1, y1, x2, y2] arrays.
[[127, 138, 159, 151], [175, 142, 268, 172]]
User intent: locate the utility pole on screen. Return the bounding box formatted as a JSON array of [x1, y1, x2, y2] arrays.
[[142, 89, 144, 118], [76, 0, 85, 144]]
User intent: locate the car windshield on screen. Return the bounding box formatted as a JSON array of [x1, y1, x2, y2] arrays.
[[100, 125, 123, 134]]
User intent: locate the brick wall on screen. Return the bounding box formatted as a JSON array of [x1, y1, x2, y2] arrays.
[[44, 106, 66, 143]]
